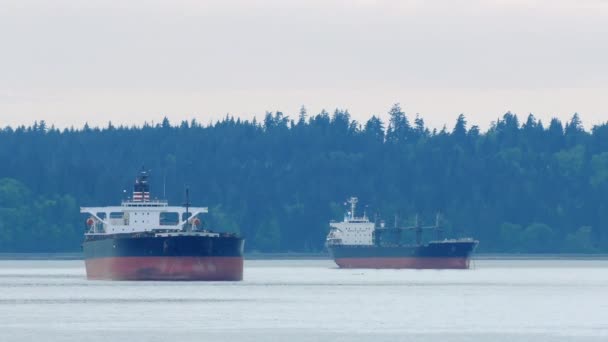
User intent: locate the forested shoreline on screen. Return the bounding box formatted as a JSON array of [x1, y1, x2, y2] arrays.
[[1, 105, 607, 253]]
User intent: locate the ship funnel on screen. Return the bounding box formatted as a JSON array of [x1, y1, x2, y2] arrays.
[[133, 169, 150, 202]]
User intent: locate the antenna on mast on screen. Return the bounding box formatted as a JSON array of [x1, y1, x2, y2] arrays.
[[184, 186, 191, 231], [415, 213, 422, 245], [185, 188, 190, 213], [347, 197, 358, 220], [435, 212, 443, 240]]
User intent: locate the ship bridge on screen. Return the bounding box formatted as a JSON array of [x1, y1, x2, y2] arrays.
[[81, 170, 208, 235], [326, 197, 375, 246]]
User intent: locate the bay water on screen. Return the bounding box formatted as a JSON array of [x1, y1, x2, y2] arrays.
[[1, 259, 607, 341]]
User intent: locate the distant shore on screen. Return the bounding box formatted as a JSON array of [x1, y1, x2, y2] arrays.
[[1, 252, 608, 261]]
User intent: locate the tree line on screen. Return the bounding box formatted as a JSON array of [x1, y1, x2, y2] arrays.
[[0, 105, 607, 253]]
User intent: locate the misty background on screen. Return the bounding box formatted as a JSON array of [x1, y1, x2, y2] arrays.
[[1, 0, 607, 130]]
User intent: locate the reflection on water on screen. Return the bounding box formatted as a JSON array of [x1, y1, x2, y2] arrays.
[[1, 259, 607, 342]]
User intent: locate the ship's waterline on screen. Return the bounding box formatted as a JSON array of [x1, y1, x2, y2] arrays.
[[85, 256, 243, 281], [333, 257, 471, 269]]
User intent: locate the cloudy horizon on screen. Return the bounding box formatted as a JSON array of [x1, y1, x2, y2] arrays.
[[1, 0, 607, 130]]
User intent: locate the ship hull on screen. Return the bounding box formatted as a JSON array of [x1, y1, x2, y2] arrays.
[[328, 241, 478, 269], [334, 257, 470, 269], [85, 256, 243, 280], [83, 234, 244, 281]]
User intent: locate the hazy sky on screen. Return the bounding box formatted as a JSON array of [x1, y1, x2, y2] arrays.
[[1, 0, 607, 130]]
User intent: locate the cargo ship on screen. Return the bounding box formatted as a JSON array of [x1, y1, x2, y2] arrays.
[[81, 170, 244, 280], [326, 197, 478, 269]]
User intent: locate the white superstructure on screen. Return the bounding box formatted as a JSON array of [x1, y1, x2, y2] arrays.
[[81, 200, 208, 235], [81, 170, 208, 235], [326, 197, 376, 246]]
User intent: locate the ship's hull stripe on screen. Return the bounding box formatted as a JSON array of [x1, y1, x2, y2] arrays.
[[334, 257, 471, 269], [83, 235, 244, 258], [85, 256, 243, 281], [328, 241, 478, 258]]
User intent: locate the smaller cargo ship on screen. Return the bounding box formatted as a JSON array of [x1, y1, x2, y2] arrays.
[[81, 170, 244, 280], [326, 197, 478, 269]]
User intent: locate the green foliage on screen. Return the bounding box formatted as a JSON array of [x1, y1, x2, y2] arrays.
[[254, 218, 281, 252], [1, 109, 608, 253], [521, 223, 555, 253], [207, 204, 240, 234], [564, 226, 596, 253], [0, 178, 79, 252], [554, 145, 585, 178], [499, 222, 523, 252], [590, 152, 608, 187], [0, 178, 31, 207]]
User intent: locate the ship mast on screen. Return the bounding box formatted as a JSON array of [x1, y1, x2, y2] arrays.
[[347, 197, 358, 220], [184, 187, 191, 231], [415, 214, 422, 245], [375, 212, 443, 246], [434, 213, 443, 241]]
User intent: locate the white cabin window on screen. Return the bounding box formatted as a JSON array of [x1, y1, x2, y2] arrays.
[[110, 212, 127, 225], [160, 212, 179, 226]]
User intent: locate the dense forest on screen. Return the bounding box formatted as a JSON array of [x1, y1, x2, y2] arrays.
[[1, 105, 607, 253]]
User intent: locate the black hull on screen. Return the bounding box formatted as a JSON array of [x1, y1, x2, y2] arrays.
[[83, 233, 244, 258], [328, 240, 478, 269]]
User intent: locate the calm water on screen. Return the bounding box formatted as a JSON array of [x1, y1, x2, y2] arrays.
[[0, 259, 607, 342]]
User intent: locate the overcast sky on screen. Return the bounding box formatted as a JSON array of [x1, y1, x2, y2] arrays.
[[1, 0, 607, 130]]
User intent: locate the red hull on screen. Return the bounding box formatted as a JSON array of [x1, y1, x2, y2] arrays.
[[85, 256, 243, 281], [334, 257, 471, 269]]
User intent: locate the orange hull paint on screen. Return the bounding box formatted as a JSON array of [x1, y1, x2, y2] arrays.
[[334, 257, 471, 269], [85, 256, 243, 281]]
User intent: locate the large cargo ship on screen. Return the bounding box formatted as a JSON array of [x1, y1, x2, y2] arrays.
[[81, 170, 244, 280], [326, 197, 478, 269]]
